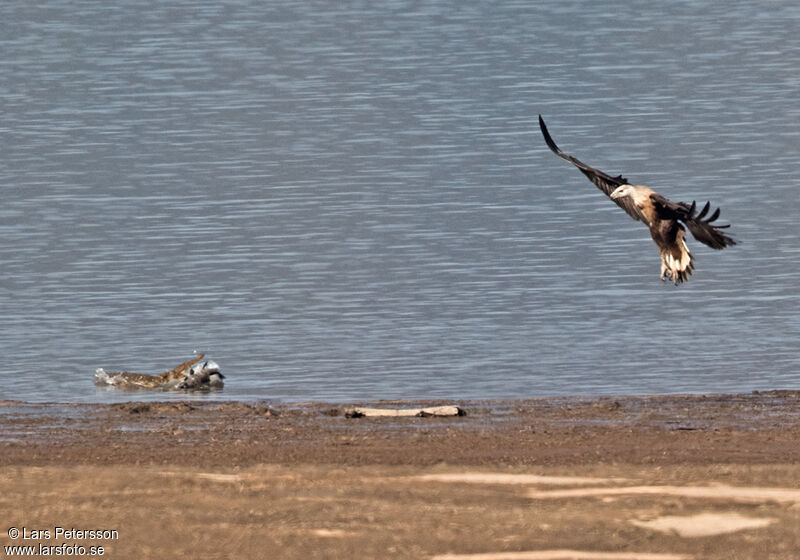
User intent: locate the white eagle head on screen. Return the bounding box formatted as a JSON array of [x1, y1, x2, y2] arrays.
[[609, 184, 636, 201]]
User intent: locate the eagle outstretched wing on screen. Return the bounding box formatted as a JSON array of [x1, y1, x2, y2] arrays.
[[650, 195, 737, 250], [538, 115, 644, 222]]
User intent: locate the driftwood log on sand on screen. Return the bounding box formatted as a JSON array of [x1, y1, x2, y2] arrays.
[[345, 405, 465, 418]]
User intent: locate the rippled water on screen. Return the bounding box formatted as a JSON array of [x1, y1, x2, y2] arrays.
[[1, 0, 799, 403]]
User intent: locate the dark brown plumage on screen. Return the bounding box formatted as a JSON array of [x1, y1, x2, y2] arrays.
[[539, 115, 736, 284]]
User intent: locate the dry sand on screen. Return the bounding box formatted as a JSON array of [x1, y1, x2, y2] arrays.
[[1, 391, 800, 559]]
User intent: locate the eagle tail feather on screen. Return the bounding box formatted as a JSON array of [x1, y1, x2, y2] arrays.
[[660, 239, 695, 285]]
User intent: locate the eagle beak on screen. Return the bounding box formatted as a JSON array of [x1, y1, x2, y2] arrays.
[[609, 187, 624, 200]]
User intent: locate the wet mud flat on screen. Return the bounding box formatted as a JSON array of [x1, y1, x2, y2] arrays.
[[2, 391, 800, 559]]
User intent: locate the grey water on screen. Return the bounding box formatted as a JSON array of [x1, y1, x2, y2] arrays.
[[1, 0, 799, 404]]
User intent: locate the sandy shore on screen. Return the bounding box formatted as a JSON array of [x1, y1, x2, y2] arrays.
[[2, 391, 800, 559]]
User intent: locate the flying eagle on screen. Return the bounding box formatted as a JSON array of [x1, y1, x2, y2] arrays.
[[538, 115, 736, 284]]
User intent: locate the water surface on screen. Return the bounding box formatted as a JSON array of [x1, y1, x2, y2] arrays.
[[1, 0, 798, 403]]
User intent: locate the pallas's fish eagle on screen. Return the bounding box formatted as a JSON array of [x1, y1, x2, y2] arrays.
[[539, 115, 736, 284]]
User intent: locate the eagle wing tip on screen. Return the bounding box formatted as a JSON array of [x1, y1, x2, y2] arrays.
[[538, 115, 561, 155]]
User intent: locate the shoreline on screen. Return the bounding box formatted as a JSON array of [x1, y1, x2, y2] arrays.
[[3, 390, 800, 467], [7, 384, 800, 405], [4, 386, 800, 406], [3, 391, 800, 558]]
